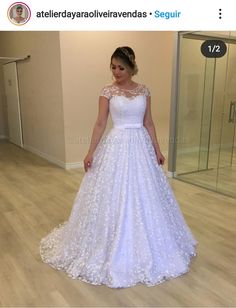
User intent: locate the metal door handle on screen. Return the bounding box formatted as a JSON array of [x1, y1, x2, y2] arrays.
[[229, 101, 236, 123]]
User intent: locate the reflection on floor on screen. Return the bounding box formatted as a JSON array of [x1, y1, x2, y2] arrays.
[[1, 140, 236, 306], [176, 148, 236, 198]]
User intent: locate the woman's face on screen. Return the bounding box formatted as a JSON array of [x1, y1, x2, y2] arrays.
[[111, 57, 132, 84], [16, 7, 23, 16]]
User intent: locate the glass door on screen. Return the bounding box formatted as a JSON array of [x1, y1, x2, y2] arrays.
[[174, 31, 236, 198], [216, 32, 236, 195]]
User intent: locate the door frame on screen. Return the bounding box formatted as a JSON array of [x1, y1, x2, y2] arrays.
[[2, 61, 23, 147]]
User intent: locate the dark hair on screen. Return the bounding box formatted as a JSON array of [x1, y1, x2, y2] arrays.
[[16, 6, 23, 10], [110, 46, 138, 75]]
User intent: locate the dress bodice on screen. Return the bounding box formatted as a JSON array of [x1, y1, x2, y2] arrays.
[[100, 84, 150, 128]]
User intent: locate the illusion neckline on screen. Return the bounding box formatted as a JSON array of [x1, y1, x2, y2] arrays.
[[112, 83, 141, 91]]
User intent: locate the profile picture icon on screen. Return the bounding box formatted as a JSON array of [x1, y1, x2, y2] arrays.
[[8, 2, 31, 25]]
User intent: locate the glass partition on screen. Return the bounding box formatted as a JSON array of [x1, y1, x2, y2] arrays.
[[174, 31, 236, 198]]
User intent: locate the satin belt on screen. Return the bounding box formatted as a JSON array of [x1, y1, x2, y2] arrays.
[[113, 123, 143, 129]]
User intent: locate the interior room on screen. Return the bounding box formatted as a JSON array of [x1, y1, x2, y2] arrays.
[[0, 31, 235, 307]]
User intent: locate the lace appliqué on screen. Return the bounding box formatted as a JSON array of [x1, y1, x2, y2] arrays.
[[100, 84, 151, 100]]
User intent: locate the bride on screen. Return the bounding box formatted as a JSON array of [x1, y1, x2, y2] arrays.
[[40, 46, 198, 288]]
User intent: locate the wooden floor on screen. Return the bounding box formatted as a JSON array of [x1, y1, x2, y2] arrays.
[[0, 140, 236, 307], [176, 149, 236, 198]]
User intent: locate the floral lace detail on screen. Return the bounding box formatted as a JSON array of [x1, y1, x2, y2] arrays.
[[39, 84, 198, 288], [100, 83, 150, 100]]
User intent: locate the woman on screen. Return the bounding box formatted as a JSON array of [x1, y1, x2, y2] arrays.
[[11, 5, 25, 24], [40, 46, 198, 288]]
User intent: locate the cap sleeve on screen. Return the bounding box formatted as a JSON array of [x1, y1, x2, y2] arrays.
[[144, 85, 151, 97], [100, 85, 112, 99]]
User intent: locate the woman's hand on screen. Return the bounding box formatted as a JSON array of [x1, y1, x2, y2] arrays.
[[156, 150, 165, 165], [83, 153, 93, 172]]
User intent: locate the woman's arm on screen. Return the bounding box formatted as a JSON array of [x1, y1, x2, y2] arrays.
[[87, 96, 109, 155], [84, 96, 109, 171], [143, 96, 165, 165]]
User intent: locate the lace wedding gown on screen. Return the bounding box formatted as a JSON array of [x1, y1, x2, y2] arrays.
[[40, 84, 198, 288]]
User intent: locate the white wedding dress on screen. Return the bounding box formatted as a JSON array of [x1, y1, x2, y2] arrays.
[[40, 84, 198, 288]]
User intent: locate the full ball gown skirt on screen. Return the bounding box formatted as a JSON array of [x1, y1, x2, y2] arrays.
[[40, 84, 198, 288]]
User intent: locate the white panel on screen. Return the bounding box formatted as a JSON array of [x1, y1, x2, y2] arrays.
[[3, 62, 23, 147]]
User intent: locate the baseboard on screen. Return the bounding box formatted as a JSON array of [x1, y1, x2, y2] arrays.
[[166, 171, 177, 178], [23, 144, 67, 169], [0, 135, 8, 139], [64, 162, 84, 170], [24, 144, 85, 170]]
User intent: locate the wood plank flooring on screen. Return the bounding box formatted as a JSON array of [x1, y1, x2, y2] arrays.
[[176, 149, 236, 198], [0, 140, 236, 307]]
